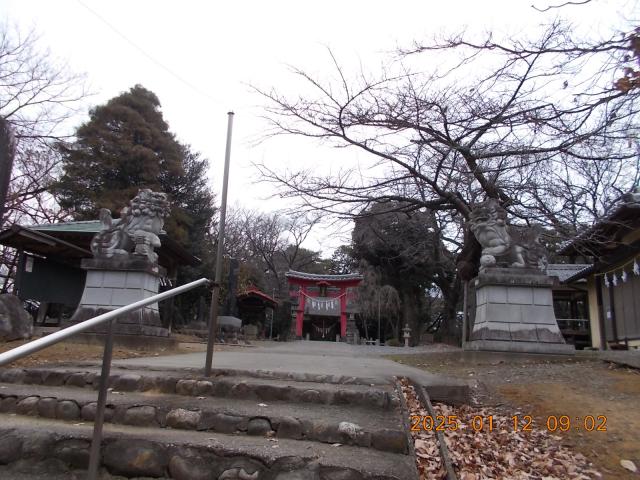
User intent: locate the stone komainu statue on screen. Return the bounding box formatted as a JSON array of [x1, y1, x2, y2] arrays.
[[90, 189, 170, 264], [469, 199, 547, 270]]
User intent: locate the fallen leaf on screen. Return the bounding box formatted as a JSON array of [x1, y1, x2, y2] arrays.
[[620, 459, 637, 472]]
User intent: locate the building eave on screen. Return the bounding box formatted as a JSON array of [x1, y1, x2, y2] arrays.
[[562, 265, 595, 284], [237, 288, 278, 307], [558, 201, 640, 257], [285, 270, 363, 283], [0, 221, 201, 269]]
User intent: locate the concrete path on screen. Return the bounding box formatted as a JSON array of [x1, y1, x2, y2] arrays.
[[114, 340, 464, 388]]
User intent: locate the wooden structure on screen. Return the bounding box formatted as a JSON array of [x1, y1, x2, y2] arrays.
[[546, 264, 591, 349], [559, 191, 640, 349], [0, 220, 200, 325], [236, 288, 277, 334], [286, 270, 362, 340]]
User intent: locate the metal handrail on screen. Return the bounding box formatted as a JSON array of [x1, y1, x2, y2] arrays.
[[0, 277, 210, 479], [0, 278, 210, 366]]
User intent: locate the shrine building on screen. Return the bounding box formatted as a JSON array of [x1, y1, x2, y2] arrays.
[[286, 270, 363, 341]]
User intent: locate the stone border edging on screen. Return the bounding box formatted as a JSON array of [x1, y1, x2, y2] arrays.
[[70, 363, 391, 386], [392, 377, 420, 479], [410, 377, 458, 480]]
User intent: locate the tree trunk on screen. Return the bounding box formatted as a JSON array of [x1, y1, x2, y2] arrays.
[[399, 287, 422, 346], [0, 118, 16, 230], [389, 319, 398, 341], [436, 277, 462, 345], [1, 249, 18, 294]]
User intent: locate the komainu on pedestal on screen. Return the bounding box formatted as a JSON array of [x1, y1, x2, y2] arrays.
[[464, 199, 574, 354], [64, 189, 172, 338]]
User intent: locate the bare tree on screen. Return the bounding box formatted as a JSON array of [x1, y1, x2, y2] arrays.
[[0, 26, 87, 143], [357, 262, 401, 341], [352, 202, 461, 340], [223, 207, 325, 298], [1, 24, 88, 225], [241, 210, 287, 288], [253, 15, 639, 340], [0, 24, 88, 291], [279, 213, 322, 272], [255, 19, 638, 236]]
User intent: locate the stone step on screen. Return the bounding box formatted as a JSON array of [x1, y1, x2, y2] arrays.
[[81, 362, 393, 386], [0, 413, 418, 479], [0, 381, 409, 454], [0, 365, 398, 410]]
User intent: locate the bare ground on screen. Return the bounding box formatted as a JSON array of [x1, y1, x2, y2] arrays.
[[0, 334, 245, 368], [388, 352, 640, 479]]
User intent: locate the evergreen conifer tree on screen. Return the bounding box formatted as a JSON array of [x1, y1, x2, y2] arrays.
[[56, 85, 216, 323], [57, 85, 184, 220]]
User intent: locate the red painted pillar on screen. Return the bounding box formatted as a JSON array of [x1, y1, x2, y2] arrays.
[[296, 286, 306, 338], [339, 287, 347, 338]]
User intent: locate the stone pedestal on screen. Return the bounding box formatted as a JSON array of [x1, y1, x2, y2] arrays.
[[464, 268, 574, 354], [345, 318, 359, 344], [64, 258, 169, 337], [402, 324, 411, 348], [244, 324, 258, 341]]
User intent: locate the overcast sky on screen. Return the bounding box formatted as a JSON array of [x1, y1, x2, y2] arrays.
[[0, 0, 631, 255]]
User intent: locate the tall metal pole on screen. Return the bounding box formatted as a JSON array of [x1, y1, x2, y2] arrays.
[[269, 287, 275, 339], [205, 112, 234, 376], [461, 280, 469, 346], [377, 291, 381, 346]]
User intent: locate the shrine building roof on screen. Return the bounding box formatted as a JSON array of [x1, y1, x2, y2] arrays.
[[0, 220, 200, 271], [285, 270, 363, 283], [558, 193, 640, 258], [545, 263, 591, 283], [237, 288, 278, 307]]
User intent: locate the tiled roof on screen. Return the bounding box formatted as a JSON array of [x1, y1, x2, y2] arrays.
[[558, 192, 640, 256], [238, 288, 278, 306], [27, 220, 103, 233], [28, 220, 166, 235], [0, 220, 196, 266], [217, 316, 242, 329], [285, 270, 363, 282], [562, 265, 595, 284], [545, 263, 592, 283]]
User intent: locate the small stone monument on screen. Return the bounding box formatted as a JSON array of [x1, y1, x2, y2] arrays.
[[244, 324, 258, 341], [402, 323, 411, 347], [64, 190, 172, 340], [0, 294, 33, 341], [464, 199, 574, 354]]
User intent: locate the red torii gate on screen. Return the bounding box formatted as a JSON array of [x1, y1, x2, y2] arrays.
[[285, 270, 363, 339]]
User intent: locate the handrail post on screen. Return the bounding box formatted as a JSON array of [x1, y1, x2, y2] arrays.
[[0, 277, 211, 478], [0, 278, 210, 367], [87, 319, 115, 479]]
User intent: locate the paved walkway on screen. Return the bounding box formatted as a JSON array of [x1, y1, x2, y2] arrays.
[[114, 340, 464, 387]]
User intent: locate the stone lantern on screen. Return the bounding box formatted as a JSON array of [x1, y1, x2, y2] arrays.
[[402, 323, 411, 347]]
